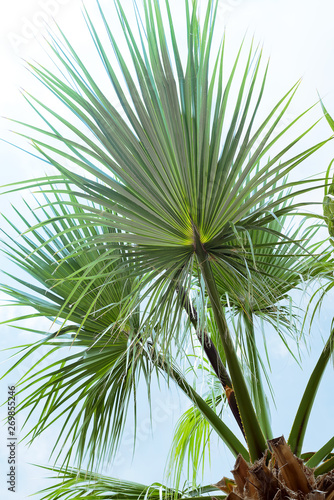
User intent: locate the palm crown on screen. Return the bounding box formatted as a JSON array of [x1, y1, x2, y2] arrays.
[[2, 0, 334, 498]]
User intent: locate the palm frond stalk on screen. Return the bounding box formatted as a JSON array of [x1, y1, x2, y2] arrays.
[[242, 308, 272, 441], [194, 225, 267, 460], [177, 284, 245, 436]]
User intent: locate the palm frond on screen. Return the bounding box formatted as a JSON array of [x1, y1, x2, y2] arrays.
[[35, 465, 181, 499], [35, 464, 227, 499], [166, 381, 224, 493]]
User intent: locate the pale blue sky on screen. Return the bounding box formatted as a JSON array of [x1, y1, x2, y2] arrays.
[[1, 0, 334, 498]]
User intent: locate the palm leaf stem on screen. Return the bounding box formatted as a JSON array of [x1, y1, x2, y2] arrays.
[[306, 435, 334, 468], [128, 323, 248, 459], [154, 351, 249, 461], [243, 309, 273, 440], [177, 284, 245, 436], [288, 326, 334, 456], [193, 224, 267, 462], [314, 455, 334, 477]]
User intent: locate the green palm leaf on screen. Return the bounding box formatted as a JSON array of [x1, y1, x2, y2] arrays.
[[165, 376, 224, 493], [35, 464, 226, 499]]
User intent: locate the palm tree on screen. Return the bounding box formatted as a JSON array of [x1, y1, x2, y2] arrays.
[[2, 0, 334, 498]]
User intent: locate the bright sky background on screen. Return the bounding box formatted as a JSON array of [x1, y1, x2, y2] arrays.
[[1, 0, 334, 499]]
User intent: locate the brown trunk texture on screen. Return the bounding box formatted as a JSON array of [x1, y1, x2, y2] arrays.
[[213, 436, 334, 500]]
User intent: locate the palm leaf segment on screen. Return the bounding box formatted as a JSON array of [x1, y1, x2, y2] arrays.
[[3, 0, 329, 466]]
